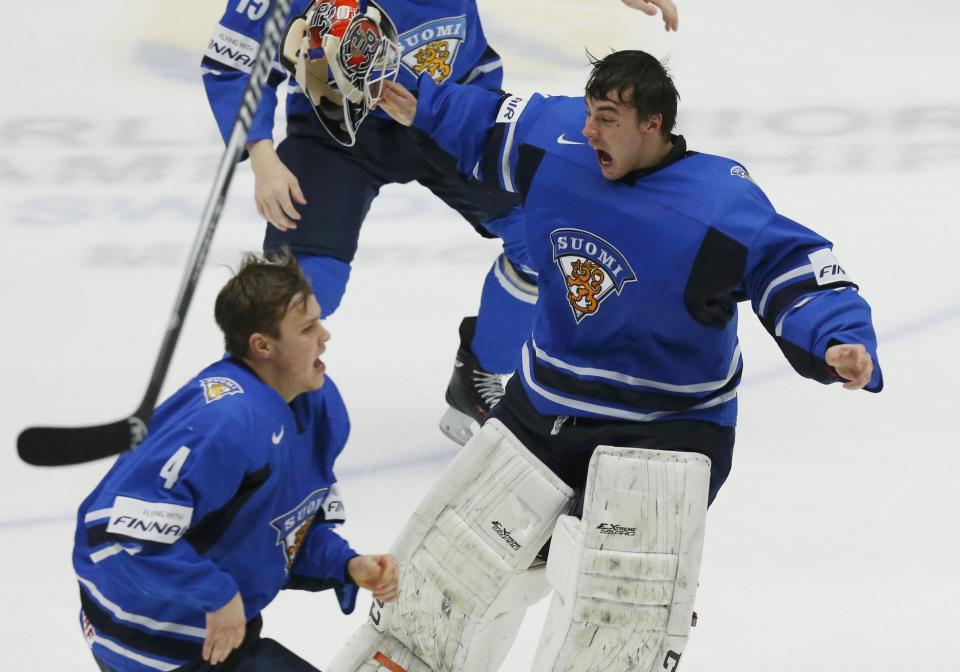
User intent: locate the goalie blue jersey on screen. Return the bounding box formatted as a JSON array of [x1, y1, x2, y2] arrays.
[[411, 77, 884, 426], [202, 0, 503, 146], [73, 357, 358, 672]]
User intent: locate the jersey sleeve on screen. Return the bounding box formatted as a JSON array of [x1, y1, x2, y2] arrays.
[[201, 0, 289, 146], [412, 74, 548, 197], [286, 520, 359, 613], [457, 45, 504, 91], [80, 425, 264, 612], [284, 378, 358, 611], [743, 201, 883, 391]]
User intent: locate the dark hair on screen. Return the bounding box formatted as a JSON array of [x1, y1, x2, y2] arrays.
[[585, 50, 679, 138], [214, 248, 313, 358]]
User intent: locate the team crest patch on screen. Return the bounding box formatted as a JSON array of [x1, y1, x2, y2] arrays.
[[199, 376, 244, 404], [270, 488, 337, 573], [397, 16, 466, 83], [551, 229, 636, 323]]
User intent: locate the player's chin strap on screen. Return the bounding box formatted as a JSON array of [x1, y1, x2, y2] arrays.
[[532, 446, 711, 672], [328, 419, 574, 672]]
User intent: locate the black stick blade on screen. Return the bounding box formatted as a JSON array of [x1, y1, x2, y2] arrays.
[[17, 417, 147, 466]]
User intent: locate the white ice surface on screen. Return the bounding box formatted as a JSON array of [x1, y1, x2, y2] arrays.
[[1, 0, 958, 669]]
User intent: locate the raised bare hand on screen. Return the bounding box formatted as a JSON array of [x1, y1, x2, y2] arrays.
[[621, 0, 679, 31]]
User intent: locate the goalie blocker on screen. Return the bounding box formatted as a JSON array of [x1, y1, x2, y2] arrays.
[[329, 422, 711, 672]]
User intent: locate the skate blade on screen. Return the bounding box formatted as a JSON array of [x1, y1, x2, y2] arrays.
[[438, 406, 480, 446]]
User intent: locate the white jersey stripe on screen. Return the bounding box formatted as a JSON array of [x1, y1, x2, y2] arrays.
[[91, 634, 178, 671], [774, 295, 815, 337], [501, 120, 518, 193], [78, 577, 206, 639], [90, 543, 142, 564], [521, 344, 738, 422], [758, 264, 814, 317], [462, 59, 502, 85], [494, 258, 537, 304], [532, 340, 741, 393], [84, 508, 113, 523]]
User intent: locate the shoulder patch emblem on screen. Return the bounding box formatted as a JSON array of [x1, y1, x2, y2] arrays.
[[199, 376, 244, 404], [398, 16, 466, 84], [730, 165, 754, 182], [550, 229, 637, 323]]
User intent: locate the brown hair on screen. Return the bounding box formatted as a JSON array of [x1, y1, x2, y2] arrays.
[[214, 248, 313, 358]]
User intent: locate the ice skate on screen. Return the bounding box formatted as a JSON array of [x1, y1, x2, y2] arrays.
[[439, 342, 504, 446]]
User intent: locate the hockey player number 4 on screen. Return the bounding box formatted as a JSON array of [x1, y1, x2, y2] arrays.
[[160, 446, 191, 489]]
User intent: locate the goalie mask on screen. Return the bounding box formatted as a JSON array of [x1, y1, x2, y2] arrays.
[[281, 0, 400, 146]]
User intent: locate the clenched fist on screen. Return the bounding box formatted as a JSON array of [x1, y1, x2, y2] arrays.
[[348, 554, 399, 603], [825, 343, 874, 391]]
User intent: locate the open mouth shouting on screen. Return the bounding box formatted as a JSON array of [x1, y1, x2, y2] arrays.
[[596, 148, 613, 169]]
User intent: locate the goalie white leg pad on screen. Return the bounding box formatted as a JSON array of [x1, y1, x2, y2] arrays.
[[532, 446, 711, 672], [330, 419, 573, 672], [327, 623, 434, 672]]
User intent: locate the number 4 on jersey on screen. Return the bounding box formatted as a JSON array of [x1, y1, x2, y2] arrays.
[[160, 446, 191, 489]]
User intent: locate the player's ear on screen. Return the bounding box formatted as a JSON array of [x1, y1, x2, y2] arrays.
[[247, 332, 272, 360], [640, 112, 662, 135]]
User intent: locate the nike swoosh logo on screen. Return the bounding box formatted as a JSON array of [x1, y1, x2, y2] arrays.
[[557, 134, 586, 145], [272, 425, 285, 445]]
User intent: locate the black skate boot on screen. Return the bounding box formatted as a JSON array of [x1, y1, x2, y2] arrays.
[[439, 317, 504, 446]]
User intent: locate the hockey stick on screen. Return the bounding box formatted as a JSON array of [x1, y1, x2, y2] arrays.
[[17, 0, 295, 466]]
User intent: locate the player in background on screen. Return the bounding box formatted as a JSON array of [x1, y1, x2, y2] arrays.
[[201, 0, 678, 445], [324, 52, 883, 672], [73, 251, 398, 672]]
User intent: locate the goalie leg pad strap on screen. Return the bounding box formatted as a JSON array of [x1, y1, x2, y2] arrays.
[[532, 446, 711, 672], [332, 419, 573, 672]]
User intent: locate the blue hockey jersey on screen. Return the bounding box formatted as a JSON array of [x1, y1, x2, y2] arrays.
[[73, 357, 358, 672], [411, 77, 883, 426], [202, 0, 503, 146]]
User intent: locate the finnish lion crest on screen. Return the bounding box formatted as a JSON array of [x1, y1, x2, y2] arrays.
[[398, 16, 466, 84], [551, 229, 636, 323], [199, 376, 244, 404], [412, 41, 452, 81]]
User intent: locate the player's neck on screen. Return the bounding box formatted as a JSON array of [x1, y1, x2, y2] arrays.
[[634, 136, 673, 172], [242, 357, 298, 402]]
